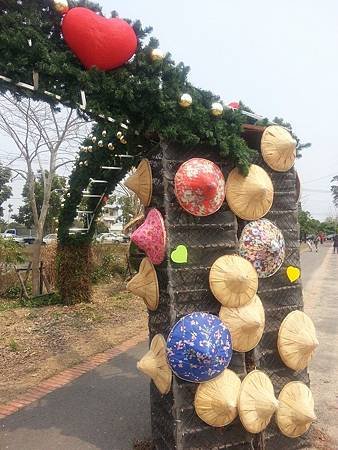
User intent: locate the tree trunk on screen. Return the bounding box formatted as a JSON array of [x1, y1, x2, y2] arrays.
[[57, 241, 92, 304]]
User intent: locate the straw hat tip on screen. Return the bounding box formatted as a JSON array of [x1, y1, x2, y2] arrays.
[[243, 320, 261, 331]]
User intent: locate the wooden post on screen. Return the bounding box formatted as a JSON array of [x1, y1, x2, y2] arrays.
[[39, 261, 43, 295]]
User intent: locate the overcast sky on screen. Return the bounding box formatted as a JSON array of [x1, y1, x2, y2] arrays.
[[1, 0, 338, 221]]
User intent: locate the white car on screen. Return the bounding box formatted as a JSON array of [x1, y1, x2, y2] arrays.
[[96, 232, 124, 243], [43, 234, 57, 245]]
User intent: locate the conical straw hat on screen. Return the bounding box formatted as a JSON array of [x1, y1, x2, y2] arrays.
[[124, 159, 153, 206], [166, 313, 232, 383], [276, 381, 316, 438], [296, 171, 301, 203], [219, 294, 265, 352], [126, 257, 159, 311], [194, 369, 241, 427], [131, 208, 166, 265], [123, 213, 145, 234], [137, 334, 172, 395], [174, 158, 226, 216], [261, 126, 296, 172], [225, 165, 273, 220], [278, 310, 318, 371], [238, 370, 279, 434], [239, 219, 285, 278], [209, 255, 258, 307]]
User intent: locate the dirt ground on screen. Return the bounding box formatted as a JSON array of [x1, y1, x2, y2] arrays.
[[0, 280, 148, 404]]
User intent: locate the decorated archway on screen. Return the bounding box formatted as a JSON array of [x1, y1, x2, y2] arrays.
[[0, 0, 259, 302]]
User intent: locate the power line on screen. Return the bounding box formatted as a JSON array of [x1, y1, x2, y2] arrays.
[[302, 170, 338, 184]]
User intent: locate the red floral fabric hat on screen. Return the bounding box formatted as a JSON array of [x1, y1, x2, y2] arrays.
[[131, 208, 166, 265], [174, 158, 226, 216]]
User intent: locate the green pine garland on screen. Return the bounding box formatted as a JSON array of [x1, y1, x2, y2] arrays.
[[0, 0, 258, 245]]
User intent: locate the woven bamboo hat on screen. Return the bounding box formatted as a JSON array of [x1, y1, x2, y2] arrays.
[[276, 382, 316, 438], [278, 310, 318, 371], [124, 159, 152, 206], [123, 213, 145, 234], [174, 158, 226, 216], [239, 219, 285, 278], [209, 255, 258, 307], [131, 208, 166, 265], [296, 171, 301, 203], [126, 257, 159, 311], [225, 165, 273, 220], [219, 294, 265, 352], [238, 370, 279, 434], [261, 126, 296, 172], [194, 369, 241, 427], [137, 334, 172, 395]]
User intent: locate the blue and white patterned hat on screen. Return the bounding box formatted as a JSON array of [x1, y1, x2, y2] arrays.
[[166, 312, 233, 383]]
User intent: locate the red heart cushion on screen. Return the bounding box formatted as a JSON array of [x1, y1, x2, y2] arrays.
[[62, 7, 137, 71]]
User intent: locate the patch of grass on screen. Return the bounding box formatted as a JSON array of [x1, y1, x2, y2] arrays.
[[21, 293, 62, 308], [110, 292, 133, 310], [0, 299, 21, 312], [9, 338, 19, 352]]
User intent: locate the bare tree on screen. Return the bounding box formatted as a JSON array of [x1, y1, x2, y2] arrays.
[[0, 93, 90, 296]]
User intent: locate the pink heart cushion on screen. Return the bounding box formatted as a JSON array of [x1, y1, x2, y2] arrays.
[[62, 7, 137, 71]]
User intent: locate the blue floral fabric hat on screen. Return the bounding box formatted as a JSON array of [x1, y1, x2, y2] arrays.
[[166, 312, 233, 383]]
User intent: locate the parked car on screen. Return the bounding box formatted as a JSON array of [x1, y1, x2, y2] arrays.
[[43, 234, 57, 245], [1, 228, 35, 244], [96, 232, 124, 243]]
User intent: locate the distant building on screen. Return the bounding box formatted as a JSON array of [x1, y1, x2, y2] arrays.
[[100, 204, 123, 233]]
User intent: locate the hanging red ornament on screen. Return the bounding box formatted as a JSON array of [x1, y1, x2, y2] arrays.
[[61, 7, 137, 71], [102, 195, 109, 205], [228, 101, 240, 110]]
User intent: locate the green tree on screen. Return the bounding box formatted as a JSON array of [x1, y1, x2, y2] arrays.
[[13, 173, 66, 234], [0, 236, 24, 273], [298, 209, 320, 239], [319, 217, 337, 235], [0, 163, 11, 217], [331, 176, 338, 207]]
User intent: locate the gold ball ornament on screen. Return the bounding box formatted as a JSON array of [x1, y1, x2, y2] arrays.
[[98, 140, 104, 147], [116, 131, 123, 139], [120, 138, 128, 144], [211, 102, 224, 117], [108, 143, 115, 150], [52, 0, 69, 15], [88, 146, 93, 152], [179, 93, 192, 108], [151, 49, 165, 62], [102, 130, 107, 137]]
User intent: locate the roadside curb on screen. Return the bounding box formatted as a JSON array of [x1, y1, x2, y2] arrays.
[[0, 331, 148, 420]]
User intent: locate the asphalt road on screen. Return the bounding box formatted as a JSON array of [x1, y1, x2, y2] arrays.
[[0, 342, 150, 450], [301, 243, 338, 446], [0, 243, 336, 450]]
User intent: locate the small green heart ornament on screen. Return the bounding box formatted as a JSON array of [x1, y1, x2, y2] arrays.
[[171, 245, 188, 264], [286, 266, 301, 283]]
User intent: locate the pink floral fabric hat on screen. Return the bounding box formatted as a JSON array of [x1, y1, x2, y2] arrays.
[[174, 158, 226, 216], [131, 208, 166, 265], [239, 219, 285, 278]]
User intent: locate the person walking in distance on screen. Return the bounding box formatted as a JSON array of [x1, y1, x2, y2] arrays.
[[333, 234, 338, 254], [314, 235, 320, 253]]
